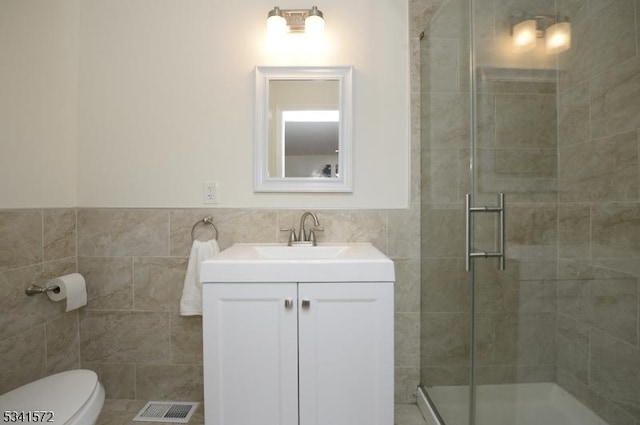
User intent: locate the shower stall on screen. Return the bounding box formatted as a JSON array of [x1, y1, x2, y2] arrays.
[[419, 1, 640, 424]]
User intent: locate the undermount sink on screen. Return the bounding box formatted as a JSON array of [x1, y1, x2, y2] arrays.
[[200, 243, 395, 283]]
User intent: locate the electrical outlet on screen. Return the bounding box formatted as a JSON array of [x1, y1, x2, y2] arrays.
[[204, 181, 218, 204]]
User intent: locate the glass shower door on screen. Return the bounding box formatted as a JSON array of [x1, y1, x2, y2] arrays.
[[469, 0, 560, 421], [421, 0, 640, 424], [419, 0, 473, 422]]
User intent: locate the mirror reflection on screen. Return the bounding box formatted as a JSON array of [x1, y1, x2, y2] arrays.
[[268, 81, 340, 178], [254, 66, 352, 192]]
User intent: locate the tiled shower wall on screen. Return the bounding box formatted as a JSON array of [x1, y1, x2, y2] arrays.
[[0, 207, 422, 403], [555, 1, 640, 424], [0, 209, 80, 394], [417, 0, 640, 424]]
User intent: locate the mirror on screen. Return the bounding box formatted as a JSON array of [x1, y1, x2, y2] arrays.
[[255, 66, 353, 192]]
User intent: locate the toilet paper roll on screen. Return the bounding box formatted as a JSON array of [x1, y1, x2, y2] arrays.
[[46, 273, 87, 312]]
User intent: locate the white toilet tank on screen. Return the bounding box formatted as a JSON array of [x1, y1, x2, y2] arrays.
[[0, 370, 105, 425]]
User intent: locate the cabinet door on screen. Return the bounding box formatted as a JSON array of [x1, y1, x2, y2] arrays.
[[202, 283, 298, 425], [298, 282, 394, 425]]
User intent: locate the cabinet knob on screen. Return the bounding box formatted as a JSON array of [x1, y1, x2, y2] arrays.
[[284, 298, 294, 309], [301, 299, 311, 309]]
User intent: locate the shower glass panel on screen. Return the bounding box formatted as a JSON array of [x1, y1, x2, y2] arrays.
[[420, 1, 640, 425]]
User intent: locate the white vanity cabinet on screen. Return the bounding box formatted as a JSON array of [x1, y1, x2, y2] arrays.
[[202, 281, 394, 425]]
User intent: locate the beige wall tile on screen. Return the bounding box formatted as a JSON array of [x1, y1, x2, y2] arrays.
[[421, 205, 464, 258], [421, 365, 469, 387], [558, 83, 591, 146], [80, 311, 170, 363], [79, 257, 133, 310], [0, 210, 42, 271], [278, 210, 388, 253], [421, 258, 469, 313], [493, 313, 556, 365], [395, 312, 421, 368], [170, 209, 277, 256], [43, 208, 76, 261], [475, 365, 555, 385], [558, 274, 638, 345], [586, 0, 636, 77], [83, 362, 135, 400], [394, 259, 421, 313], [0, 265, 45, 341], [557, 368, 638, 425], [136, 364, 204, 401], [46, 312, 80, 374], [0, 326, 46, 394], [476, 259, 557, 314], [389, 208, 420, 260], [591, 330, 640, 419], [556, 313, 590, 383], [421, 312, 469, 366], [395, 367, 420, 404], [551, 127, 637, 202], [421, 38, 460, 92], [134, 257, 187, 311], [505, 204, 557, 259], [495, 94, 557, 149], [78, 209, 169, 257], [559, 205, 591, 259], [425, 92, 470, 149], [421, 149, 465, 204], [170, 314, 203, 365], [592, 204, 640, 258]]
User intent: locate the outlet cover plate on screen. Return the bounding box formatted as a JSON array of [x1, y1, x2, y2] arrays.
[[204, 181, 218, 204]]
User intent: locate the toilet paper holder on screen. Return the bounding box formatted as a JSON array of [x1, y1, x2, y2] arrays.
[[25, 284, 61, 296]]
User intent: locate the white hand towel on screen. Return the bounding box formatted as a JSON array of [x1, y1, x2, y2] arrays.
[[180, 239, 220, 316]]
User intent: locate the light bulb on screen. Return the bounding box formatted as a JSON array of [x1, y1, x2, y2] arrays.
[[545, 21, 571, 54], [305, 14, 324, 40], [267, 7, 287, 37], [512, 19, 537, 53]]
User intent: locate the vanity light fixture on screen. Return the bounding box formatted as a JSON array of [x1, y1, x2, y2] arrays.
[[511, 14, 571, 54], [545, 21, 571, 54], [267, 5, 324, 38], [512, 19, 537, 53]]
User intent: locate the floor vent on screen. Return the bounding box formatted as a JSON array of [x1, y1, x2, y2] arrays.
[[133, 401, 199, 423]]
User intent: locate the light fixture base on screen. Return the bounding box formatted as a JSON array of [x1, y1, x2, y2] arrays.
[[267, 6, 324, 33], [281, 9, 311, 32]]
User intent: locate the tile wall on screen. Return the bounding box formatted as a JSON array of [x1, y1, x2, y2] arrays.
[[0, 209, 79, 394], [0, 206, 422, 404], [418, 0, 640, 424], [555, 1, 640, 424]]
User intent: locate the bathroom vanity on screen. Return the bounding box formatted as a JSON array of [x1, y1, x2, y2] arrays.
[[200, 243, 395, 425]]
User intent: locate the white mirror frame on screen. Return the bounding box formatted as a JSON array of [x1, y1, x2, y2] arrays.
[[254, 66, 353, 192]]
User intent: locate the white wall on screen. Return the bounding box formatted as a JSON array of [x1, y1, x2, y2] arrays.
[[1, 0, 409, 209], [0, 0, 78, 209], [76, 0, 410, 208]]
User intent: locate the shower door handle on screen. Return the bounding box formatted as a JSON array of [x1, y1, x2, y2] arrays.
[[465, 193, 505, 272]]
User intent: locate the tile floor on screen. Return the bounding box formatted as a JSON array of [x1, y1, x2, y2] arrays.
[[96, 400, 428, 425]]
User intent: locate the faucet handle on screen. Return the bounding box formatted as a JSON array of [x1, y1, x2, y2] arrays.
[[308, 226, 324, 245], [280, 228, 297, 246]]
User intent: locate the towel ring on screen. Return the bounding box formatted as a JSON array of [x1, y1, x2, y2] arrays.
[[191, 216, 218, 241]]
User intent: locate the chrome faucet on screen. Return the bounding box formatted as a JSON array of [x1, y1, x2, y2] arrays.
[[280, 211, 325, 246], [296, 211, 324, 245]]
